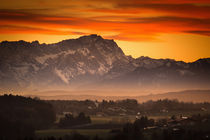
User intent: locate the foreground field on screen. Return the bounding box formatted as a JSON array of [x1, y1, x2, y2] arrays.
[[36, 129, 112, 138], [36, 109, 210, 139], [35, 115, 167, 138], [91, 115, 136, 124]]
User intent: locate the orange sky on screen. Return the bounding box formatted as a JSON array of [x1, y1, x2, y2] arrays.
[[0, 0, 210, 62]]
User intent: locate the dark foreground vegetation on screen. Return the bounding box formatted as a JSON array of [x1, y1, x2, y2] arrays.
[[3, 114, 210, 140], [59, 112, 91, 128], [49, 98, 210, 116], [0, 94, 56, 140], [0, 94, 210, 140]]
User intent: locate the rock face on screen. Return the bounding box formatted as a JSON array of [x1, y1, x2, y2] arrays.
[[0, 34, 210, 92]]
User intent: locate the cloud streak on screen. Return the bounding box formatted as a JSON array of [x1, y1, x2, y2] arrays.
[[0, 0, 210, 41]]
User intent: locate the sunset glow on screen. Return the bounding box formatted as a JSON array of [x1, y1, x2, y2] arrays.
[[1, 0, 210, 62]]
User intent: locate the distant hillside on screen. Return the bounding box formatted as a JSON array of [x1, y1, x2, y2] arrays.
[[31, 90, 210, 103], [0, 94, 56, 139], [136, 90, 210, 103]]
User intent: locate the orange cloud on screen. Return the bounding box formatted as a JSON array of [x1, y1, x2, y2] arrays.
[[0, 0, 210, 42], [114, 4, 210, 18]]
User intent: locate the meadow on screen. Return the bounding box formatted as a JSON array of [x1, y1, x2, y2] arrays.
[[36, 129, 111, 139]]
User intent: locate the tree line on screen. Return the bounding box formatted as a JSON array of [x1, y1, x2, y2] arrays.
[[0, 94, 56, 140], [59, 112, 91, 128], [49, 99, 210, 116]]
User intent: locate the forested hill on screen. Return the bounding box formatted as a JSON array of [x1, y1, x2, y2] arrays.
[[0, 94, 56, 139]]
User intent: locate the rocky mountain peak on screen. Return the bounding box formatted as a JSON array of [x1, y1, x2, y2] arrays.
[[0, 35, 210, 92], [31, 40, 40, 46], [78, 34, 102, 40]]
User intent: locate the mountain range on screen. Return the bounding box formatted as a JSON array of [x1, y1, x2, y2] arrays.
[[0, 34, 210, 95], [31, 90, 210, 103]]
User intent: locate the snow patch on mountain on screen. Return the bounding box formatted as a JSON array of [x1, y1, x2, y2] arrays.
[[36, 54, 60, 64], [14, 66, 29, 76], [88, 56, 96, 59], [105, 56, 114, 66], [63, 50, 76, 56], [54, 68, 69, 84], [36, 49, 76, 64], [98, 63, 110, 75], [77, 62, 85, 67], [77, 67, 86, 75], [31, 64, 39, 71], [178, 70, 194, 76], [88, 69, 96, 75], [78, 48, 90, 56]]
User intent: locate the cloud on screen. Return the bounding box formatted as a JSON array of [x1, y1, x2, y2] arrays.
[[0, 0, 210, 42], [0, 25, 77, 35], [185, 31, 210, 36], [114, 3, 210, 18]]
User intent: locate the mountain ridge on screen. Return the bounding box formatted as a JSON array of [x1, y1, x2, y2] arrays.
[[27, 89, 210, 103], [0, 34, 210, 94]]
